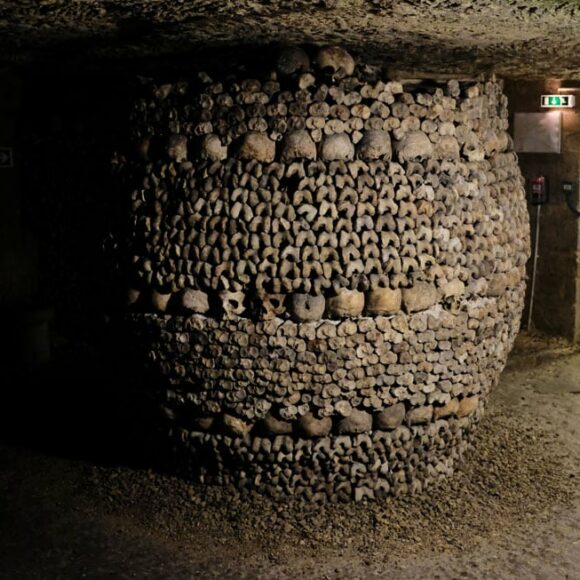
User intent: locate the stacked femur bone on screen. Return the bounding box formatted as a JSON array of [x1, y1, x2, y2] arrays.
[[113, 45, 530, 501]]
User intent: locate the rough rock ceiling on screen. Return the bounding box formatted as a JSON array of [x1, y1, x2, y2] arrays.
[[1, 0, 580, 78]]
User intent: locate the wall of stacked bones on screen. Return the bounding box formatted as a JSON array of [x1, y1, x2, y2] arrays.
[[113, 45, 530, 501]]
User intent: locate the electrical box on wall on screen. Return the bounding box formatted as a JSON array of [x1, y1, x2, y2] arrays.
[[562, 181, 576, 196], [562, 181, 580, 217], [529, 176, 549, 205]]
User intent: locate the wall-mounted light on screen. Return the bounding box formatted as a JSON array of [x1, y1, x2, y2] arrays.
[[557, 80, 580, 93]]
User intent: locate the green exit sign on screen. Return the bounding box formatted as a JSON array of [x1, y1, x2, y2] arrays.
[[541, 94, 576, 108]]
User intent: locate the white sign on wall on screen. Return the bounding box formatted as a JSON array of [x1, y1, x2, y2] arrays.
[[513, 112, 562, 154]]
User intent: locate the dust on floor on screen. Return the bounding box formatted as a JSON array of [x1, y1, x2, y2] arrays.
[[1, 332, 579, 580]]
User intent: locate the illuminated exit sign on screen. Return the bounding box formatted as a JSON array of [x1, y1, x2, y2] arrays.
[[541, 94, 575, 108]]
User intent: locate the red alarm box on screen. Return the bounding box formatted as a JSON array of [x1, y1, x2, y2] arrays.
[[530, 176, 548, 205]]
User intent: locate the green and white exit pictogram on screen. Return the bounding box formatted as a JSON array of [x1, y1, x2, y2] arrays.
[[541, 95, 576, 108]]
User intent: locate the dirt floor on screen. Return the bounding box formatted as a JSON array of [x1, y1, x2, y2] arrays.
[[1, 331, 579, 579]]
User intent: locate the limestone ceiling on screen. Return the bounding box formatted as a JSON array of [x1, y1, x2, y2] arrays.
[[1, 0, 580, 78]]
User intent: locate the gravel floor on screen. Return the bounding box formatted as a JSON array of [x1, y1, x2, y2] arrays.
[[0, 332, 579, 579]]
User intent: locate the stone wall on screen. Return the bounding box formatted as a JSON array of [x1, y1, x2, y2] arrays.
[[17, 67, 131, 345], [0, 68, 37, 309], [113, 46, 530, 500], [505, 79, 580, 342]]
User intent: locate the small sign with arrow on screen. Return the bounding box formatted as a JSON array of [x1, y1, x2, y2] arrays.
[[541, 94, 576, 108], [0, 147, 13, 168]]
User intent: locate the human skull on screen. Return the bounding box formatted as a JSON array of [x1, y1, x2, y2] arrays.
[[280, 130, 317, 162], [166, 134, 188, 162], [320, 133, 355, 161], [201, 134, 227, 162], [357, 130, 392, 161], [237, 132, 276, 163], [219, 291, 246, 318], [315, 46, 355, 78], [277, 47, 311, 76], [395, 131, 433, 162], [287, 293, 325, 322]]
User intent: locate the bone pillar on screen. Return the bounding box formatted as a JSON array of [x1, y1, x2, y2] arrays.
[[111, 46, 530, 501]]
